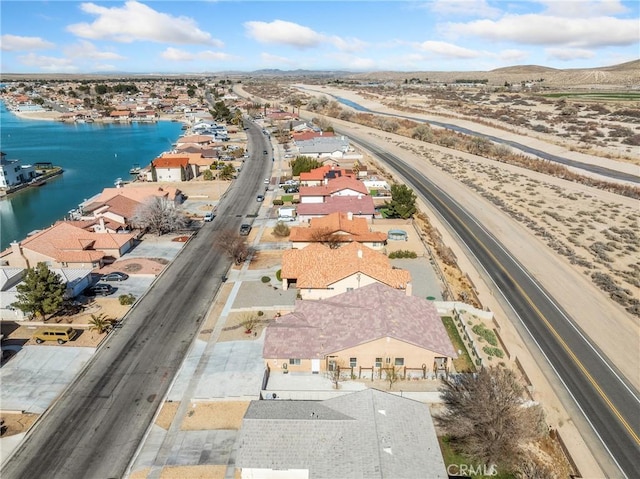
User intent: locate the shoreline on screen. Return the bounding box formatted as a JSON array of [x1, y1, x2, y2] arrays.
[[7, 107, 183, 124]]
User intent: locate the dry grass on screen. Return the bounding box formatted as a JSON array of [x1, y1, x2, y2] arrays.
[[0, 412, 39, 437], [155, 401, 180, 430], [180, 401, 249, 430], [159, 465, 228, 479]]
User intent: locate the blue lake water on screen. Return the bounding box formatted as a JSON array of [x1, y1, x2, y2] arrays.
[[0, 103, 183, 250]]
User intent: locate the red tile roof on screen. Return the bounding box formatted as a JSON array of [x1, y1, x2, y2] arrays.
[[299, 176, 369, 198], [289, 212, 387, 244], [281, 242, 410, 289], [151, 156, 189, 169]]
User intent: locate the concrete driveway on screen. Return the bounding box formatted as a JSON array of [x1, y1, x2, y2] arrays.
[[0, 346, 95, 413]]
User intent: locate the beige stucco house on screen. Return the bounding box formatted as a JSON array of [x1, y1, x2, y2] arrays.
[[289, 211, 387, 250], [263, 283, 457, 376], [281, 242, 411, 300]]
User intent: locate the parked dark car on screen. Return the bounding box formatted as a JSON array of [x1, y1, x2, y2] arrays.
[[256, 195, 265, 202], [239, 224, 252, 236], [87, 283, 115, 296], [102, 272, 129, 282]]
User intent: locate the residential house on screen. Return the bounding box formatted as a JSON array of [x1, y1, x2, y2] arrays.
[[290, 211, 387, 250], [82, 194, 141, 233], [109, 110, 132, 121], [82, 185, 183, 212], [0, 266, 93, 320], [299, 165, 353, 187], [296, 195, 376, 222], [0, 222, 135, 269], [281, 242, 411, 299], [175, 134, 216, 148], [235, 388, 448, 479], [299, 176, 369, 204], [263, 282, 456, 375], [158, 152, 212, 178], [148, 156, 193, 182], [294, 135, 350, 159], [0, 153, 37, 188]]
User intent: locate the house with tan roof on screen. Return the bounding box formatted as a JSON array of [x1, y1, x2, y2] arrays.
[[281, 242, 411, 300], [84, 194, 141, 233], [263, 282, 456, 376], [148, 156, 193, 182], [290, 211, 387, 250], [158, 152, 213, 177], [175, 134, 216, 147], [82, 185, 183, 212], [296, 195, 376, 222], [1, 222, 135, 269]]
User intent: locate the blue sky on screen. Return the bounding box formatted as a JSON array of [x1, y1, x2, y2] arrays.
[[1, 1, 638, 74]]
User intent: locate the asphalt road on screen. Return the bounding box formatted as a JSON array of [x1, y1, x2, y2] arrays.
[[351, 134, 640, 477], [331, 94, 639, 184], [1, 119, 273, 479]]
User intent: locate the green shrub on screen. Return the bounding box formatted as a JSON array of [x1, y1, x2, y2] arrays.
[[273, 221, 290, 237], [472, 324, 498, 346], [483, 346, 504, 358], [272, 199, 284, 206], [388, 250, 417, 259], [276, 269, 282, 281], [119, 293, 136, 305], [261, 276, 271, 283], [291, 198, 300, 204]]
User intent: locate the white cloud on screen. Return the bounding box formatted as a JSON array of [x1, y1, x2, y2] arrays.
[[1, 34, 54, 51], [64, 40, 124, 61], [497, 49, 529, 63], [546, 47, 596, 61], [328, 36, 368, 53], [417, 41, 481, 59], [429, 0, 502, 18], [537, 0, 629, 17], [444, 14, 639, 48], [67, 1, 223, 46], [245, 20, 325, 48], [161, 47, 234, 62], [17, 53, 77, 73], [260, 52, 299, 67]]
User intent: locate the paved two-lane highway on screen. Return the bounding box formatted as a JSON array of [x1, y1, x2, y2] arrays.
[[352, 134, 640, 477]]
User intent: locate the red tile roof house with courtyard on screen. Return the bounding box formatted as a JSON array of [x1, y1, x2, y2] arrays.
[[290, 211, 387, 250], [281, 242, 411, 300], [2, 222, 135, 269], [263, 282, 457, 376]]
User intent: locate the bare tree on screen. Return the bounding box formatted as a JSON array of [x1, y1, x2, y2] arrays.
[[241, 313, 259, 334], [133, 197, 188, 235], [216, 232, 255, 264], [436, 366, 547, 470], [326, 360, 346, 389]]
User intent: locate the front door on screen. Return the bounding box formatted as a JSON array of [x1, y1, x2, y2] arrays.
[[312, 359, 320, 374]]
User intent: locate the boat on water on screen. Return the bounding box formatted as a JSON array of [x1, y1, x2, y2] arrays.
[[129, 164, 141, 174]]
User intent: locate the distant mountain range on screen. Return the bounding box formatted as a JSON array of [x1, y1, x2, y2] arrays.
[[2, 60, 638, 88]]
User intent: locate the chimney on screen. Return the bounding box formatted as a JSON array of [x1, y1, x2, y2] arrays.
[[99, 217, 105, 231], [347, 211, 353, 220], [357, 249, 363, 259]]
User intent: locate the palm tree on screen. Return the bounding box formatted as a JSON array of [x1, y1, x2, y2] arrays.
[[88, 313, 114, 336]]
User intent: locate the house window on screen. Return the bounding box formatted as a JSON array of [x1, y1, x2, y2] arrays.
[[375, 357, 382, 368], [289, 358, 301, 365], [395, 358, 404, 366], [350, 357, 357, 368], [346, 287, 354, 292], [385, 357, 391, 364]]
